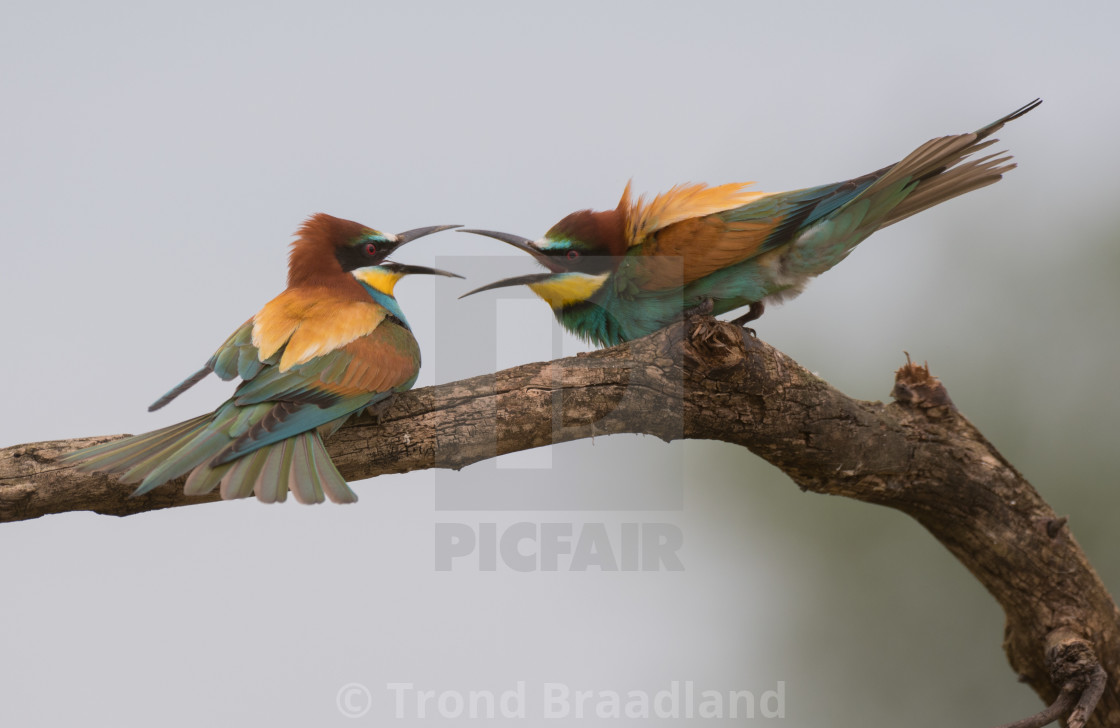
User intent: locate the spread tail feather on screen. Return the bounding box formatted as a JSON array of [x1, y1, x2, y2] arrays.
[[60, 415, 213, 478], [777, 101, 1039, 283], [880, 151, 1013, 228], [870, 99, 1041, 228], [63, 419, 356, 504]]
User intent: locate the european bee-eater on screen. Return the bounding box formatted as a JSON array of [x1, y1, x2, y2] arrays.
[[461, 100, 1041, 347], [63, 214, 461, 504]]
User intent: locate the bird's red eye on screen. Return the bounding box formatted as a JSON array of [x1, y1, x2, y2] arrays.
[[364, 243, 377, 256], [566, 250, 581, 261]]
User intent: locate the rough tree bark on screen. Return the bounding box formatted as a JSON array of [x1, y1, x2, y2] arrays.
[[1, 317, 1116, 727]]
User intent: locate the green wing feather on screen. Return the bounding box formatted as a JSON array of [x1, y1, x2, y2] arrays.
[[63, 314, 419, 504]]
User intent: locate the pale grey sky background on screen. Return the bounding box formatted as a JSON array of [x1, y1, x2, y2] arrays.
[[3, 1, 1119, 726]]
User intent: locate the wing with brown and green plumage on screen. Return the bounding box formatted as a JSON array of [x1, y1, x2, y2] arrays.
[[148, 285, 397, 411], [614, 176, 878, 295], [62, 289, 421, 504], [176, 325, 420, 504], [618, 99, 1040, 301]]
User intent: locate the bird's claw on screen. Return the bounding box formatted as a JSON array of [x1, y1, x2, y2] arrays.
[[729, 301, 765, 338]]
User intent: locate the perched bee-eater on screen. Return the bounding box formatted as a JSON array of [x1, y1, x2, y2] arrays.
[[63, 214, 461, 504], [461, 100, 1041, 347]]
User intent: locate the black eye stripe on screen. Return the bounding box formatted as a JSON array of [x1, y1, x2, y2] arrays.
[[335, 239, 393, 272], [547, 248, 616, 275]]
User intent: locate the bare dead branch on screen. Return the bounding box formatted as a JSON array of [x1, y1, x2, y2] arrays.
[[2, 317, 1118, 726], [994, 684, 1076, 728], [995, 627, 1109, 728]]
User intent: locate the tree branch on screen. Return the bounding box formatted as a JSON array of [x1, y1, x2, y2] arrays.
[[2, 317, 1117, 726]]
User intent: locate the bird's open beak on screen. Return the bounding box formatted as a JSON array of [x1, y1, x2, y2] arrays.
[[459, 272, 559, 298], [458, 229, 567, 273], [394, 224, 463, 244], [382, 262, 464, 279]]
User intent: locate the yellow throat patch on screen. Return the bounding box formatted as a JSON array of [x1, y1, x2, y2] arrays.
[[528, 273, 609, 309], [352, 267, 405, 297]]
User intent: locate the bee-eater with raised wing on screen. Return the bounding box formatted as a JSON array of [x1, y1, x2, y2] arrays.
[[63, 214, 461, 504], [461, 100, 1040, 347]]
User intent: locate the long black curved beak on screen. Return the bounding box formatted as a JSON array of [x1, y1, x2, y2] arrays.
[[459, 272, 558, 298], [394, 224, 463, 244], [458, 229, 567, 273], [380, 262, 464, 279]]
